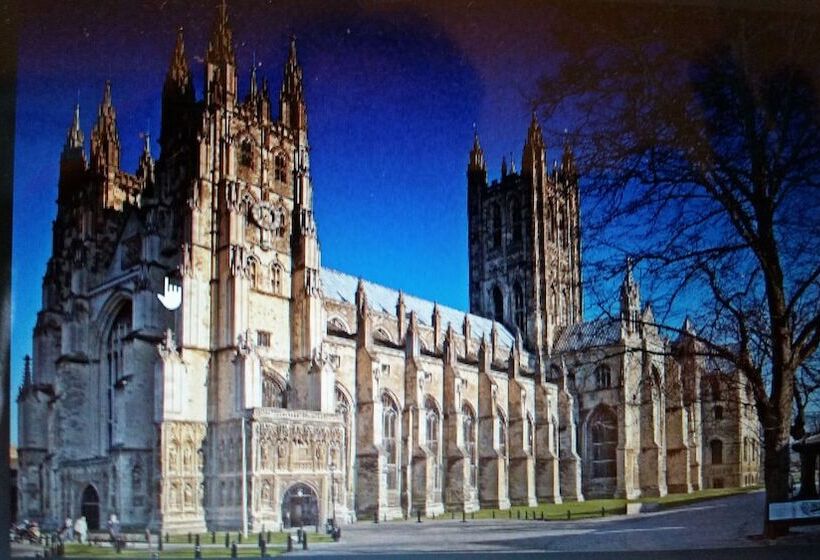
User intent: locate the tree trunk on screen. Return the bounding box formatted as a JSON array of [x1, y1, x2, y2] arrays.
[[762, 409, 792, 538]]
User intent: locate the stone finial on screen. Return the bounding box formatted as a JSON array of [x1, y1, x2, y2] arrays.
[[355, 278, 367, 315], [206, 0, 236, 66]]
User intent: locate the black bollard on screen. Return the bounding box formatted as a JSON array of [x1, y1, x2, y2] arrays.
[[296, 528, 302, 544], [508, 509, 512, 519], [374, 512, 379, 524], [471, 512, 475, 520], [601, 507, 605, 517], [287, 534, 293, 552], [302, 532, 308, 550], [231, 542, 238, 559], [451, 512, 455, 520], [517, 510, 520, 520], [315, 522, 319, 534], [238, 532, 242, 544], [194, 544, 202, 559], [261, 539, 267, 558], [417, 509, 422, 523], [212, 530, 216, 544], [195, 534, 200, 547], [225, 532, 230, 548], [525, 511, 528, 520], [462, 511, 466, 523], [267, 530, 271, 543], [541, 511, 545, 521], [567, 510, 571, 520], [492, 510, 495, 519], [159, 534, 164, 551], [166, 533, 170, 544], [188, 532, 192, 544], [258, 532, 263, 547]]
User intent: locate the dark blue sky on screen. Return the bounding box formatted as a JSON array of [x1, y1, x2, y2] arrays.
[[10, 1, 578, 441]]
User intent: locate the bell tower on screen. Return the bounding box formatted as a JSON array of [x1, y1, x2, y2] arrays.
[[466, 116, 582, 361]]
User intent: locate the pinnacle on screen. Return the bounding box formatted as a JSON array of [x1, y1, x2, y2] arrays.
[[167, 27, 191, 87], [64, 102, 84, 152], [207, 0, 236, 65]]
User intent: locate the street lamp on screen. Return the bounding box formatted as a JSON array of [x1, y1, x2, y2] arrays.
[[329, 462, 337, 525]]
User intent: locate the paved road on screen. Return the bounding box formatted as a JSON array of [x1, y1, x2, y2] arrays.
[[299, 490, 819, 559]]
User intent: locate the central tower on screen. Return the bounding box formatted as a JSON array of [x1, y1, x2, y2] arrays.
[[467, 116, 582, 362]]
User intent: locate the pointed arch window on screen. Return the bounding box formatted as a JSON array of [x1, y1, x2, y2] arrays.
[[588, 406, 617, 478], [240, 139, 253, 168], [462, 404, 477, 487], [274, 152, 287, 183], [107, 303, 132, 448], [131, 464, 143, 506], [271, 262, 283, 295], [492, 204, 502, 248], [382, 393, 400, 490], [493, 286, 504, 323], [425, 397, 441, 490], [513, 282, 525, 336], [496, 408, 507, 457], [262, 373, 287, 408]]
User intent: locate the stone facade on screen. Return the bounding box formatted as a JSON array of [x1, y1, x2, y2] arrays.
[[16, 6, 760, 533]]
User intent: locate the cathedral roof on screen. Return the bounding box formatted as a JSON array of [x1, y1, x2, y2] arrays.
[[321, 267, 514, 347], [553, 317, 622, 353]]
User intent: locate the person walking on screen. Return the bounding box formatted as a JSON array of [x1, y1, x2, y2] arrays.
[[74, 516, 87, 544]]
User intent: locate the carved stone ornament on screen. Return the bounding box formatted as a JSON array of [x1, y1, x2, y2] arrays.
[[158, 329, 179, 360], [250, 200, 286, 233]]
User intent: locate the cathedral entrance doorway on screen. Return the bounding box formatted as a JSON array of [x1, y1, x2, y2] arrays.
[[281, 483, 318, 529], [80, 485, 100, 530]]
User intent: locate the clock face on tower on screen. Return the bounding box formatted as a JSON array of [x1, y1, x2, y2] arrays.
[[250, 200, 286, 234]]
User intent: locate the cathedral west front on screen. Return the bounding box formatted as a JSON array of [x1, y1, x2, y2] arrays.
[[16, 5, 761, 533]]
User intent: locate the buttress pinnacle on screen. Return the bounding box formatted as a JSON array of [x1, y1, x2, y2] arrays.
[[206, 0, 236, 66]]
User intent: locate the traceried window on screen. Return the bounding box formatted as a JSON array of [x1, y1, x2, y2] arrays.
[[462, 404, 477, 487], [262, 373, 287, 408], [710, 439, 723, 465], [425, 397, 441, 490], [513, 282, 525, 336], [493, 286, 504, 323], [492, 204, 502, 248], [496, 408, 507, 457], [107, 303, 132, 448], [595, 364, 612, 389], [274, 153, 286, 183], [271, 263, 282, 295], [382, 393, 400, 490], [589, 406, 617, 478]]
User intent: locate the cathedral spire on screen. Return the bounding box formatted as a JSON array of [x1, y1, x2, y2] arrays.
[[560, 134, 577, 181], [620, 257, 641, 334], [22, 355, 32, 388], [206, 0, 236, 66], [522, 111, 546, 177], [167, 27, 192, 94], [280, 35, 307, 133], [90, 80, 120, 171], [469, 127, 486, 172], [62, 103, 85, 160], [137, 132, 155, 185]]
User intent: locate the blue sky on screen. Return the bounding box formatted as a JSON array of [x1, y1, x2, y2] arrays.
[[10, 1, 597, 443]]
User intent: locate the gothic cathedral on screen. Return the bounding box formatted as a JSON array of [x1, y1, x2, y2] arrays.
[[17, 6, 760, 532]]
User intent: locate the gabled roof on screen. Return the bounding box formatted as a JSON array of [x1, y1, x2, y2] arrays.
[[553, 317, 622, 353], [320, 267, 514, 347]]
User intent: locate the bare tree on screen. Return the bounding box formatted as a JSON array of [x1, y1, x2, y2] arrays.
[[535, 4, 820, 536]]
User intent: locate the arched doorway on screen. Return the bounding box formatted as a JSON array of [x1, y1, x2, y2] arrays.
[[80, 485, 100, 530], [281, 483, 318, 529]]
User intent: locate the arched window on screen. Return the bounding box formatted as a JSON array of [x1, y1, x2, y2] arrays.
[[247, 257, 259, 288], [382, 393, 400, 490], [462, 404, 477, 487], [274, 152, 287, 182], [262, 373, 287, 408], [496, 408, 507, 457], [425, 397, 441, 490], [710, 439, 723, 465], [510, 199, 522, 244], [513, 282, 525, 335], [743, 438, 749, 462], [714, 405, 724, 420], [492, 204, 502, 248], [711, 379, 721, 401], [107, 302, 132, 447], [595, 364, 612, 389], [271, 262, 282, 295], [588, 406, 617, 478], [240, 139, 253, 168], [493, 286, 504, 323]]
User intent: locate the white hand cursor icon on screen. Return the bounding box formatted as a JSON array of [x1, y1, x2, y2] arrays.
[[157, 277, 182, 311]]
